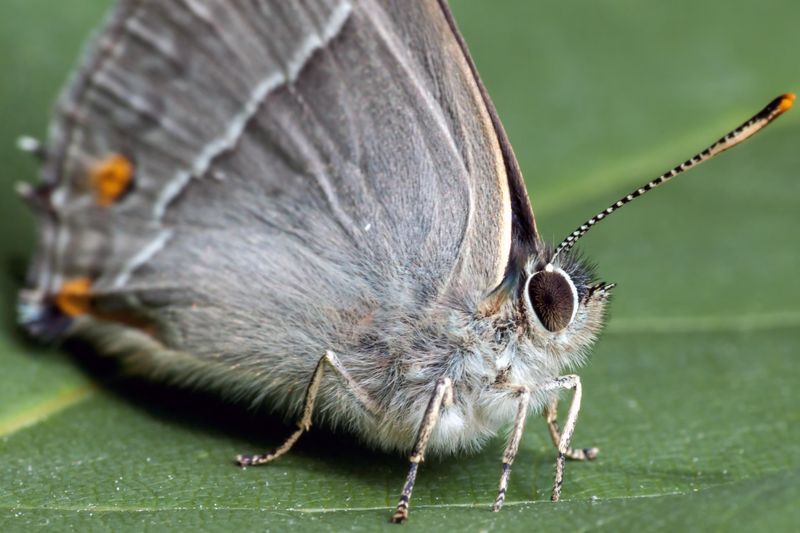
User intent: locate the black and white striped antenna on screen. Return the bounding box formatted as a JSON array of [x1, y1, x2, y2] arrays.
[[549, 93, 795, 264]]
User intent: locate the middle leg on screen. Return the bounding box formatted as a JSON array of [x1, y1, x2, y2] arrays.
[[390, 376, 453, 523]]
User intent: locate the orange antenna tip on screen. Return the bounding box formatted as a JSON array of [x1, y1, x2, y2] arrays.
[[777, 93, 795, 114]]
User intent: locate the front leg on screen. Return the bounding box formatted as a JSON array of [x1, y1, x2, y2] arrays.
[[491, 374, 590, 511], [492, 385, 530, 512], [539, 374, 587, 502], [544, 398, 599, 462]]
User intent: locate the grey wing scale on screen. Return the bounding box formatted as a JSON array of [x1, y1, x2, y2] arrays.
[[20, 0, 524, 421]]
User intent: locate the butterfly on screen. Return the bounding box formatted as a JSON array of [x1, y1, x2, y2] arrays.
[[16, 0, 792, 523]]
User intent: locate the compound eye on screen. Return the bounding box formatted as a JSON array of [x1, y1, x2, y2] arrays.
[[527, 270, 577, 332]]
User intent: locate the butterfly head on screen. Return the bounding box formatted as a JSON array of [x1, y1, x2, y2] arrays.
[[482, 94, 792, 367], [518, 249, 613, 358]]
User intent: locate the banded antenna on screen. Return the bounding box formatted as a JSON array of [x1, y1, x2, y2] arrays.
[[550, 93, 795, 263]]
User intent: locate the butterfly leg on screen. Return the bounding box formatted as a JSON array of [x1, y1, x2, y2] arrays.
[[544, 398, 598, 462], [539, 374, 586, 502], [236, 350, 378, 466], [492, 385, 530, 512], [391, 377, 453, 523]]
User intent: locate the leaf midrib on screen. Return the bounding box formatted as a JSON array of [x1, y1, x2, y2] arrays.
[[0, 470, 789, 514]]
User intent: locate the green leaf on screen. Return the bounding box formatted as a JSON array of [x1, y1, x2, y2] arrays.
[[1, 1, 798, 531]]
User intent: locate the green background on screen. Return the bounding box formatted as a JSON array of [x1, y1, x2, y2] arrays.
[[1, 1, 798, 531]]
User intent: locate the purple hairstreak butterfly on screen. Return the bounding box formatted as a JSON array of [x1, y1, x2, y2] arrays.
[[13, 0, 793, 523]]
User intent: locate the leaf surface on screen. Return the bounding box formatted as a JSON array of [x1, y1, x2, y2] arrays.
[[1, 1, 798, 531]]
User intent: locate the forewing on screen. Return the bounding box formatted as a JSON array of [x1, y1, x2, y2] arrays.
[[22, 0, 538, 356]]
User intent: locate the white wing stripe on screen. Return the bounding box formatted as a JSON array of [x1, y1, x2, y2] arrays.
[[113, 229, 174, 288], [152, 1, 353, 220]]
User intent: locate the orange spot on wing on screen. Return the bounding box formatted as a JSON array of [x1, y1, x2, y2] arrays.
[[55, 277, 93, 317], [54, 278, 161, 337], [90, 154, 133, 206]]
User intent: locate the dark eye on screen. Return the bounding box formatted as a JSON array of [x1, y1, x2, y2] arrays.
[[527, 270, 577, 332]]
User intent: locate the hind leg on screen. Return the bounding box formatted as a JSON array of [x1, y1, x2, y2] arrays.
[[236, 350, 377, 466]]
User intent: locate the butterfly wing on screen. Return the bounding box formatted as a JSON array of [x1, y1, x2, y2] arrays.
[[21, 0, 539, 398]]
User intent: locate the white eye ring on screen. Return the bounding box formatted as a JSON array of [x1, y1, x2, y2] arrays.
[[524, 266, 579, 332]]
